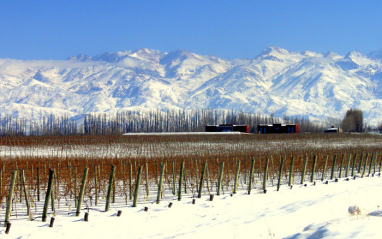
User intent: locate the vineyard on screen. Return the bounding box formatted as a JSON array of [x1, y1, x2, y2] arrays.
[[1, 133, 382, 229]]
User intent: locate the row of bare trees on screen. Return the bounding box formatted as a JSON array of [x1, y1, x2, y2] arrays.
[[0, 109, 329, 136]]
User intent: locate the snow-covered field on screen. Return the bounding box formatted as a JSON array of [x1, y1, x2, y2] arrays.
[[2, 175, 382, 238]]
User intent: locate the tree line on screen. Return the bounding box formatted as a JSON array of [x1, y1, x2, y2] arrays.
[[0, 109, 334, 136]]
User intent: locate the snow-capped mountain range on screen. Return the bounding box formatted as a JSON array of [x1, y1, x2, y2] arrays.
[[1, 46, 382, 125]]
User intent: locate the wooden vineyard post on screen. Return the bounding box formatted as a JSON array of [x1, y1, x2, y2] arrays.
[[368, 153, 374, 176], [145, 162, 149, 199], [183, 165, 187, 195], [76, 167, 89, 216], [112, 165, 116, 204], [263, 158, 269, 192], [172, 161, 176, 195], [4, 170, 17, 227], [217, 161, 224, 196], [51, 172, 55, 212], [94, 165, 98, 206], [205, 162, 211, 194], [345, 154, 351, 178], [132, 166, 143, 207], [233, 160, 240, 194], [20, 170, 32, 220], [277, 157, 285, 191], [105, 165, 116, 212], [37, 167, 40, 202], [156, 163, 165, 204], [362, 153, 369, 177], [330, 155, 337, 180], [379, 155, 382, 173], [339, 154, 345, 178], [373, 153, 378, 175], [178, 161, 185, 201], [225, 158, 230, 192], [351, 154, 357, 176], [74, 167, 77, 208], [0, 166, 2, 203], [129, 163, 133, 200], [301, 156, 308, 184], [357, 154, 364, 173], [248, 158, 255, 195], [42, 169, 55, 222], [311, 155, 317, 183], [198, 161, 207, 198], [322, 156, 328, 181], [288, 156, 294, 186]]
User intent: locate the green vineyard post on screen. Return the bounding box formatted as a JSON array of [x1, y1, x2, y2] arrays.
[[288, 156, 294, 186], [248, 158, 255, 195], [105, 165, 116, 212], [198, 162, 207, 198], [339, 154, 345, 178], [311, 156, 317, 183], [263, 158, 269, 191], [330, 155, 337, 180], [178, 161, 185, 201], [156, 163, 165, 204], [4, 170, 18, 227], [42, 169, 55, 222], [76, 167, 89, 216], [277, 157, 285, 191], [345, 154, 351, 178], [351, 154, 357, 176], [133, 166, 143, 207], [301, 156, 308, 184], [322, 155, 328, 181], [217, 161, 224, 196], [233, 160, 240, 194], [21, 170, 32, 220]]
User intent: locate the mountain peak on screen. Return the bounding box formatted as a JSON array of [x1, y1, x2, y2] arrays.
[[159, 49, 195, 65], [67, 54, 93, 62], [345, 50, 366, 60], [260, 46, 289, 56], [92, 51, 131, 63]]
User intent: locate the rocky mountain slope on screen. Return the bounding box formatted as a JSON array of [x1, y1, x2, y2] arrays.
[[1, 47, 382, 125]]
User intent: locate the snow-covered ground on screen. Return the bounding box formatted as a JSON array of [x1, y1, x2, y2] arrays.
[[2, 175, 382, 238]]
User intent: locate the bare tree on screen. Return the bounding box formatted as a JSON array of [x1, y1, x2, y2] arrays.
[[341, 109, 363, 132]]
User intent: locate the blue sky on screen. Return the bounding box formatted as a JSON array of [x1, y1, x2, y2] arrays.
[[1, 0, 381, 60]]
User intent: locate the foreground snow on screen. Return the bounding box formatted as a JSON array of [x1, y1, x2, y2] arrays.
[[2, 176, 382, 238]]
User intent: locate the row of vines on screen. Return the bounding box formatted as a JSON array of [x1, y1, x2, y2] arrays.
[[1, 134, 382, 226]]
